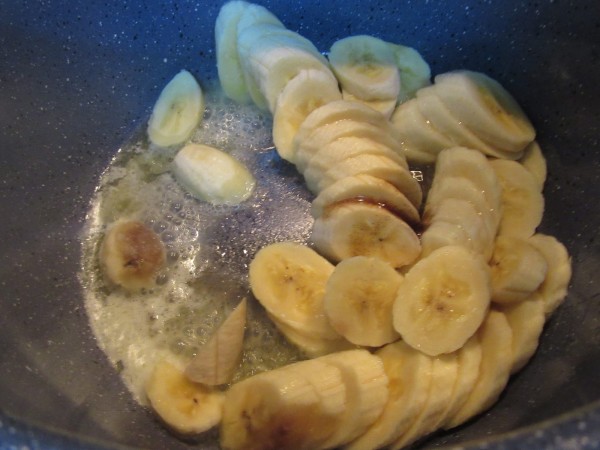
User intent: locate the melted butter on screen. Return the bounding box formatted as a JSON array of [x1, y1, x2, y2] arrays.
[[80, 84, 311, 405]]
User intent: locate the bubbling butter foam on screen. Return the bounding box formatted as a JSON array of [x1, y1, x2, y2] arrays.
[[80, 84, 311, 404]]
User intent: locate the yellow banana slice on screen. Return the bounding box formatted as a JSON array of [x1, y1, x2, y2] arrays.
[[147, 70, 204, 147], [272, 69, 342, 163], [172, 143, 256, 205], [220, 366, 332, 450], [500, 295, 546, 374], [346, 341, 432, 450], [519, 141, 547, 191], [305, 153, 422, 207], [329, 35, 401, 102], [323, 256, 403, 347], [528, 233, 572, 316], [433, 70, 536, 152], [391, 353, 458, 449], [393, 245, 491, 356], [319, 350, 389, 448], [248, 242, 340, 340], [445, 310, 513, 429], [489, 235, 548, 305], [389, 43, 431, 103], [100, 219, 166, 292], [311, 202, 421, 269], [439, 335, 482, 427], [311, 174, 420, 225], [420, 220, 474, 259], [490, 159, 545, 239], [185, 299, 247, 386], [145, 360, 224, 435]]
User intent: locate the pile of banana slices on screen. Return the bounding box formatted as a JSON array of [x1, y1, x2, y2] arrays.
[[99, 1, 574, 449]]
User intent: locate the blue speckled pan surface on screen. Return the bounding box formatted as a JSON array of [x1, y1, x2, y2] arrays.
[[1, 0, 599, 449]]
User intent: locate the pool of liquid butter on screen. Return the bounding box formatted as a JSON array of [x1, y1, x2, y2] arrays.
[[79, 85, 316, 405]]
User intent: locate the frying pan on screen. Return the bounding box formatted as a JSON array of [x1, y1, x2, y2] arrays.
[[1, 0, 599, 448]]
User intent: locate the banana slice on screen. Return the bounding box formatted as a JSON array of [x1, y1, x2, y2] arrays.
[[500, 295, 546, 374], [100, 219, 166, 292], [311, 202, 421, 269], [319, 350, 389, 448], [439, 335, 482, 426], [342, 89, 397, 119], [519, 141, 547, 191], [391, 353, 458, 449], [185, 299, 247, 386], [220, 366, 333, 450], [323, 256, 403, 347], [172, 143, 256, 205], [268, 312, 354, 358], [417, 86, 523, 160], [237, 24, 329, 113], [490, 159, 544, 238], [420, 220, 474, 259], [311, 174, 420, 226], [215, 1, 252, 103], [390, 99, 454, 164], [489, 235, 548, 305], [272, 69, 342, 163], [435, 147, 503, 225], [305, 136, 409, 178], [433, 70, 536, 152], [305, 153, 422, 207], [346, 341, 432, 450], [248, 242, 340, 340], [425, 175, 500, 240], [444, 310, 513, 429], [389, 43, 431, 103], [393, 245, 491, 356], [147, 70, 204, 147], [145, 360, 224, 435], [423, 197, 494, 260], [528, 233, 572, 316], [329, 35, 401, 102]]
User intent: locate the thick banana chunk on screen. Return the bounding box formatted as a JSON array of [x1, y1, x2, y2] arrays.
[[528, 233, 572, 316], [391, 353, 458, 449], [320, 350, 389, 448], [346, 341, 432, 450], [489, 235, 548, 305], [393, 246, 491, 356], [272, 69, 342, 163], [490, 159, 544, 239], [220, 367, 331, 450], [389, 43, 431, 103], [311, 174, 420, 226], [147, 70, 204, 147], [145, 360, 224, 435], [500, 296, 546, 374], [311, 202, 421, 269], [249, 242, 340, 340], [100, 220, 166, 292], [215, 1, 253, 103], [519, 141, 547, 191], [172, 143, 256, 205], [185, 299, 247, 386], [329, 35, 401, 102], [324, 256, 403, 347], [433, 70, 536, 152], [444, 310, 513, 429]]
